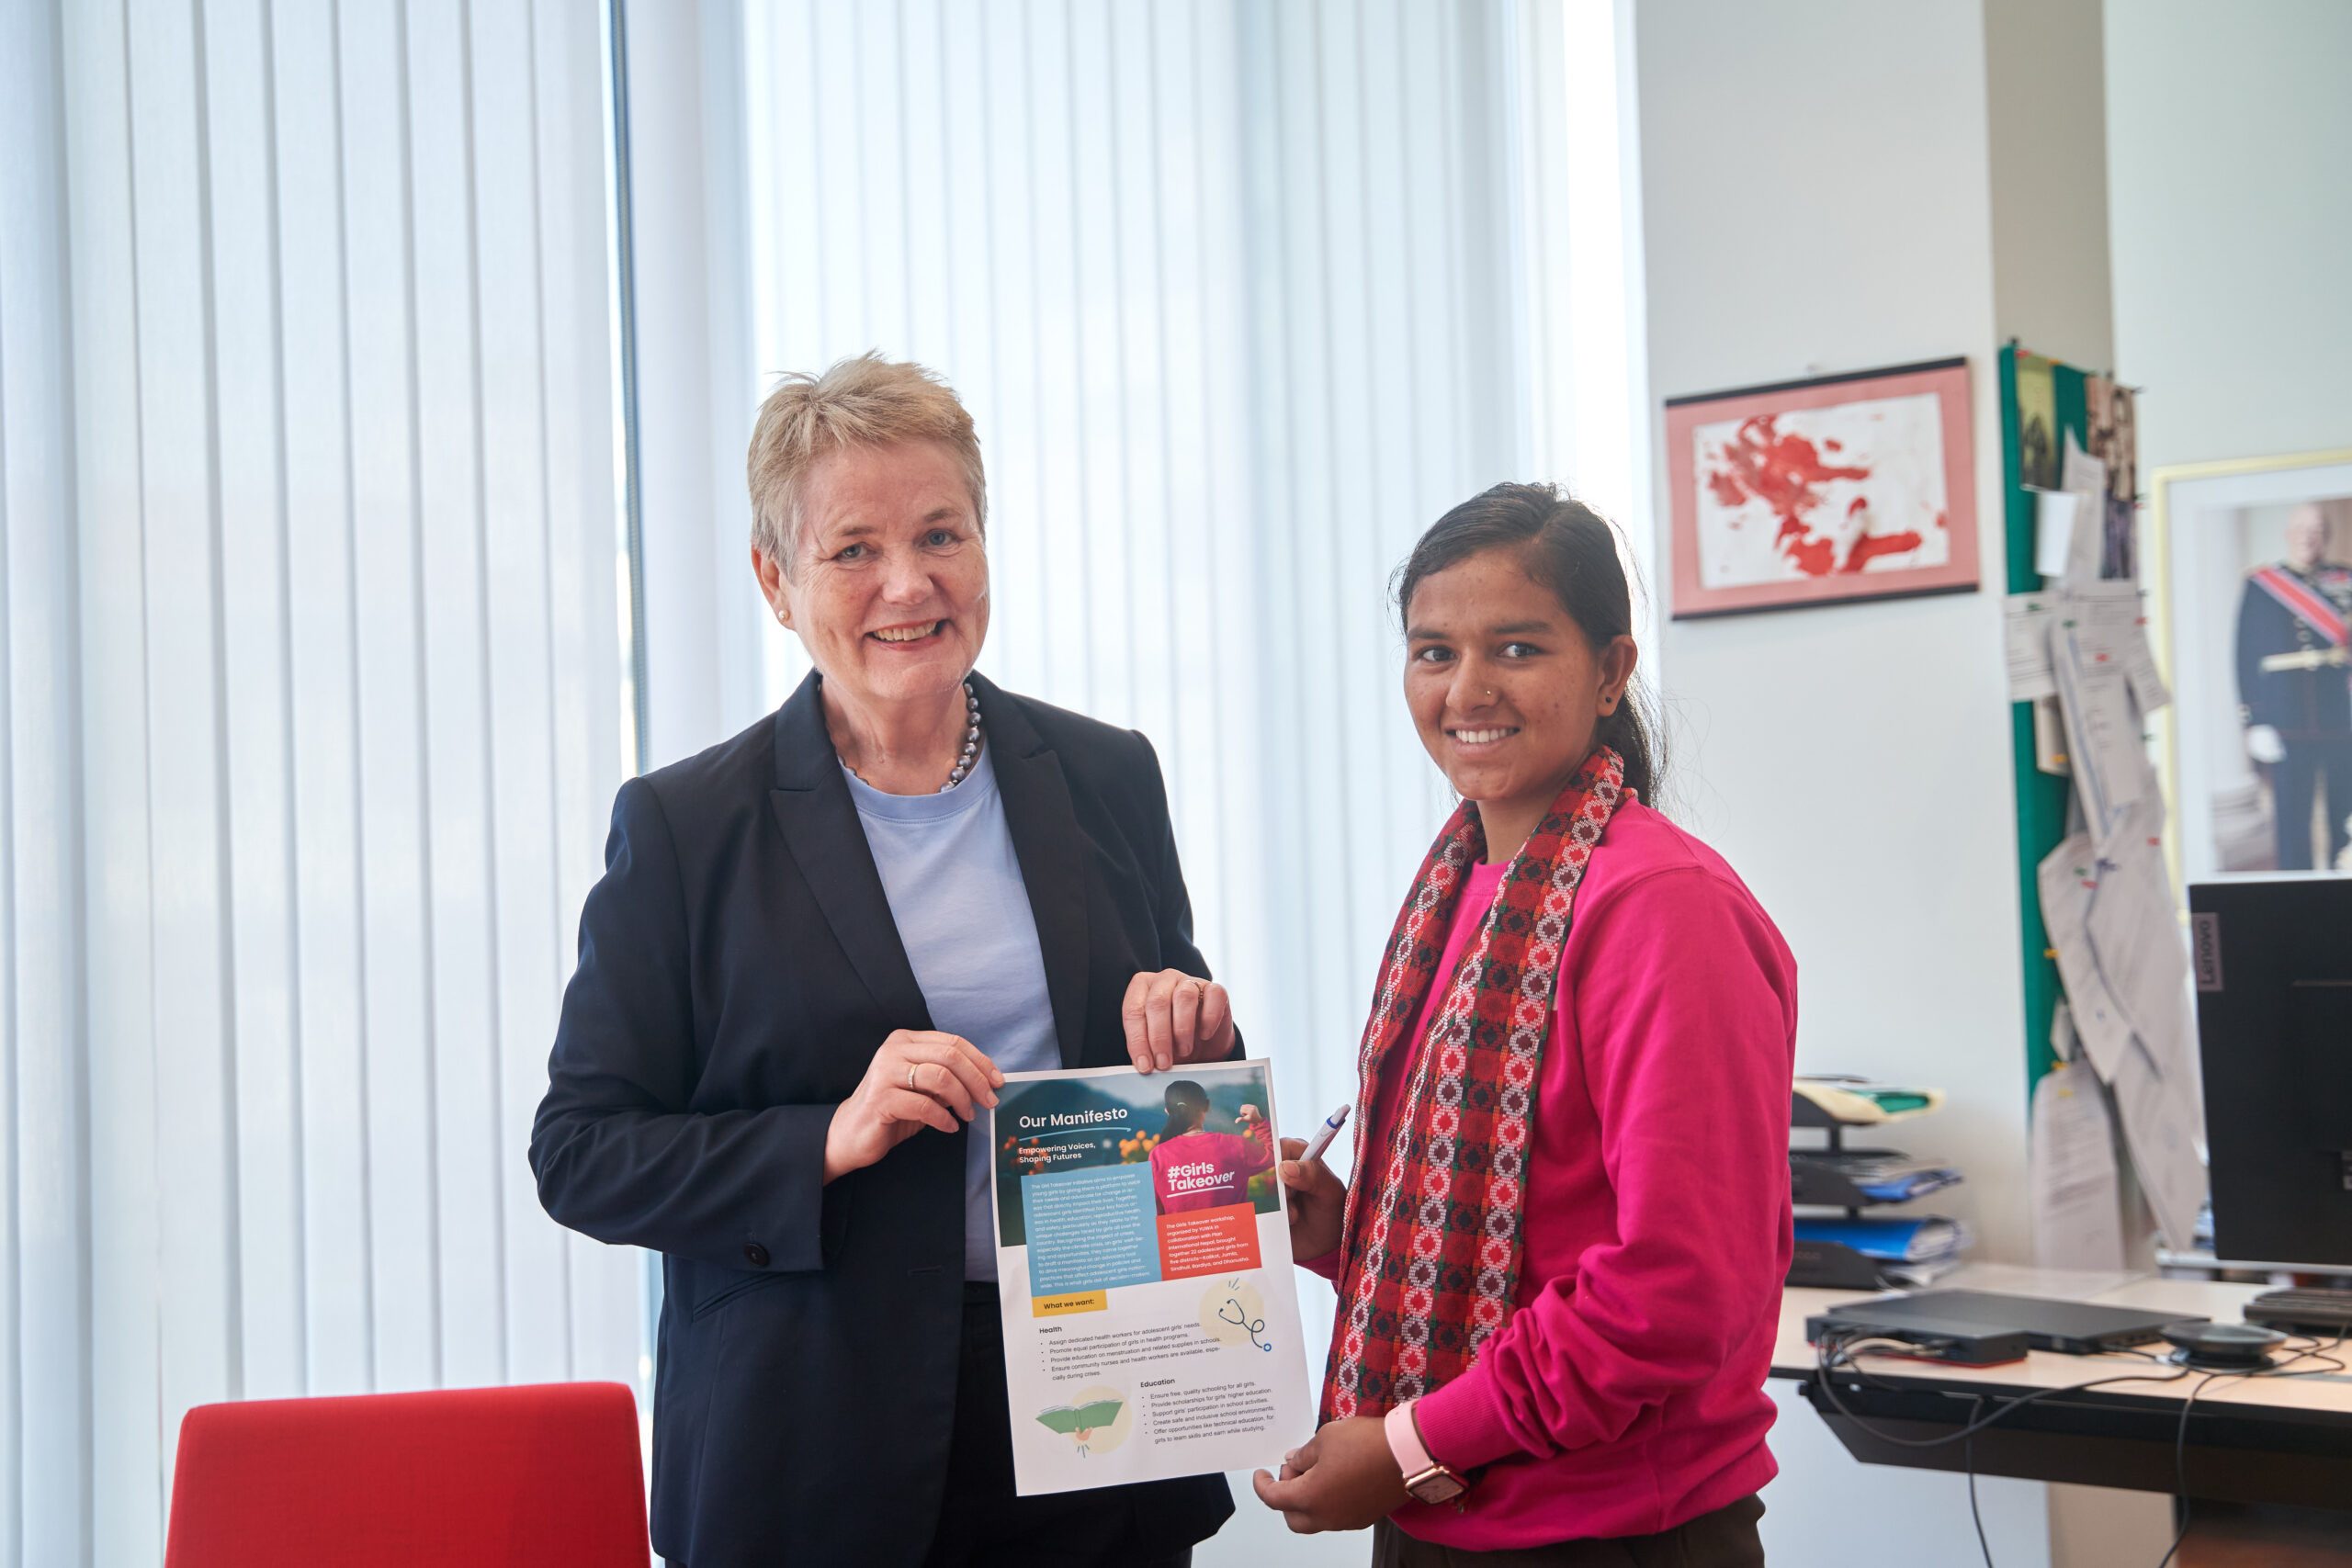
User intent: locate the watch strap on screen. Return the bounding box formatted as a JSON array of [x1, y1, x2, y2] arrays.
[[1384, 1400, 1438, 1476], [1384, 1400, 1468, 1505]]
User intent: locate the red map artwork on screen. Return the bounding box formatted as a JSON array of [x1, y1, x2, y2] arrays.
[[1704, 415, 1926, 577]]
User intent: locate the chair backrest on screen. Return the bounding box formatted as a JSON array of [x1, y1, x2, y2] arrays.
[[164, 1381, 649, 1568]]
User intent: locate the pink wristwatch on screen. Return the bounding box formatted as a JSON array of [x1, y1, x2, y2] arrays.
[[1384, 1399, 1470, 1506]]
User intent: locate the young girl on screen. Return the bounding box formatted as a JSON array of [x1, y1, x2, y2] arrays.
[[1149, 1080, 1273, 1214], [1253, 483, 1795, 1566]]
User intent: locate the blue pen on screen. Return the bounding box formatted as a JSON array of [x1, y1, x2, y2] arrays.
[[1300, 1102, 1351, 1163]]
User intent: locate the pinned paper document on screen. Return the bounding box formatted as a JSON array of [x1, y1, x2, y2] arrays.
[[2034, 695, 2069, 773], [2085, 829, 2199, 1088], [2125, 638, 2170, 713], [2019, 420, 2206, 1264], [2032, 489, 2080, 581], [2005, 592, 2058, 701], [2030, 1061, 2126, 1271], [2112, 1036, 2205, 1254], [2034, 821, 2207, 1255], [2037, 833, 2138, 1083], [2064, 580, 2168, 716], [2047, 584, 2164, 836], [2059, 434, 2109, 587], [2050, 998, 2077, 1063]]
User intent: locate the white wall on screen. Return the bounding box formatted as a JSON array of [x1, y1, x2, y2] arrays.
[[2105, 0, 2352, 476], [1634, 0, 2029, 1262], [1632, 1, 2087, 1561], [1985, 0, 2115, 376]]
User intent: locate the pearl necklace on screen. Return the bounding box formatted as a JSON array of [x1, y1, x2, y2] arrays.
[[944, 681, 983, 790], [841, 681, 982, 794]]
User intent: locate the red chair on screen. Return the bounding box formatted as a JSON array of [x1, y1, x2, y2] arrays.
[[164, 1382, 650, 1567]]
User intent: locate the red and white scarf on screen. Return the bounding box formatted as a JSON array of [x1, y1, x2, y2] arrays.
[[1321, 748, 1625, 1423]]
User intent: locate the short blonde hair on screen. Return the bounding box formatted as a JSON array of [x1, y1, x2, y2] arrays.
[[746, 353, 988, 574]]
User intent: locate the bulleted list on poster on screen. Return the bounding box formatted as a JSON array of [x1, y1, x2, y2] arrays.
[[987, 1058, 1315, 1495]]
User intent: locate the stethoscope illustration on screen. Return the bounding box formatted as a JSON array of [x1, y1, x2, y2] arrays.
[[1217, 1295, 1272, 1353]]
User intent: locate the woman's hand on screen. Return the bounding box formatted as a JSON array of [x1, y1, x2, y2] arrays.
[[1121, 969, 1235, 1072], [822, 1030, 1003, 1184], [1250, 1416, 1409, 1532], [1277, 1136, 1346, 1261]]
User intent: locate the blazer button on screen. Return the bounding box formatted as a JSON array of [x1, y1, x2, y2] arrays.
[[743, 1243, 770, 1269]]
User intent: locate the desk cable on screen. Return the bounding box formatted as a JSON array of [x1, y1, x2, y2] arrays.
[[1809, 1327, 2348, 1568], [2153, 1329, 2346, 1568]]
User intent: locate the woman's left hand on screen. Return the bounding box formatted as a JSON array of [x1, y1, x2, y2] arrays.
[[1121, 969, 1235, 1073], [1250, 1416, 1409, 1533]]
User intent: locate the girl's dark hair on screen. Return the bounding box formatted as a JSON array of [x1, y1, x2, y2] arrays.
[[1159, 1079, 1210, 1140], [1392, 481, 1665, 810]]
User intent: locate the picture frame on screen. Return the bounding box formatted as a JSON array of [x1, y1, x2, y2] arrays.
[[2146, 448, 2352, 885], [1664, 357, 1979, 618]]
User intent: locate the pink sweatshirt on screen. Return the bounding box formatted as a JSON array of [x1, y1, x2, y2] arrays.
[[1306, 799, 1797, 1548], [1150, 1122, 1274, 1213]]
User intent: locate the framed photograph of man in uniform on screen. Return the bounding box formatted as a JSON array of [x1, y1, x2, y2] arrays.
[[2149, 449, 2352, 880]]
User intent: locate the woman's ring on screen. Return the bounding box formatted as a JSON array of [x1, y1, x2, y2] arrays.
[[905, 1062, 920, 1091]]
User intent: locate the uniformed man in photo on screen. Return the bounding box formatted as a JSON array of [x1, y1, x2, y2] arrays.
[[2235, 502, 2352, 869]]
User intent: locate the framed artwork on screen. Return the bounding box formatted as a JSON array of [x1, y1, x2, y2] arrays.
[[2147, 449, 2352, 883], [1665, 357, 1979, 618]]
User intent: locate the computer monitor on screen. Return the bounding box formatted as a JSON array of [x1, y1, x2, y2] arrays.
[[2189, 877, 2352, 1268]]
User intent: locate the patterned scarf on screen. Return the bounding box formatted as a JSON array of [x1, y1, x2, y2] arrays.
[[1321, 747, 1625, 1424]]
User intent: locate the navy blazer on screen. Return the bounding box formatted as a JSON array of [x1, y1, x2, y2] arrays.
[[530, 671, 1236, 1566]]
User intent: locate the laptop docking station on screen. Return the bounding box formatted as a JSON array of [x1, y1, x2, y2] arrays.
[[1804, 1314, 2032, 1368]]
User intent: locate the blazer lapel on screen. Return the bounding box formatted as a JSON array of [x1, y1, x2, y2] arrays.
[[768, 671, 933, 1031], [976, 673, 1091, 1069]]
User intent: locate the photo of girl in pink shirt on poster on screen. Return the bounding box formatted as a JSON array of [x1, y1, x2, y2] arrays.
[[1148, 1079, 1274, 1215]]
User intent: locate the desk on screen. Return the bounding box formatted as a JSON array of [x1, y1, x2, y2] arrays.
[[1772, 1267, 2352, 1512]]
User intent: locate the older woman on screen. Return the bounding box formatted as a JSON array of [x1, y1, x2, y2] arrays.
[[531, 355, 1236, 1568]]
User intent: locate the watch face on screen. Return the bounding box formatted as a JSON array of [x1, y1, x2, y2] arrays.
[[1408, 1471, 1466, 1506]]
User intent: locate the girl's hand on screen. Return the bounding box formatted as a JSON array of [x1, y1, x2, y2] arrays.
[[1278, 1136, 1346, 1261], [1250, 1416, 1409, 1532]]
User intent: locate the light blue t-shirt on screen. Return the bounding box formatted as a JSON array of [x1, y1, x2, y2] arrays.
[[843, 743, 1060, 1280]]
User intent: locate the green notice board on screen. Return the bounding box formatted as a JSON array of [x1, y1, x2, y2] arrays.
[[1999, 344, 2092, 1088]]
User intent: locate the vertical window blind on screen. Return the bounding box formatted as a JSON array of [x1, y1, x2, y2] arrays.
[[2, 2, 638, 1558]]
